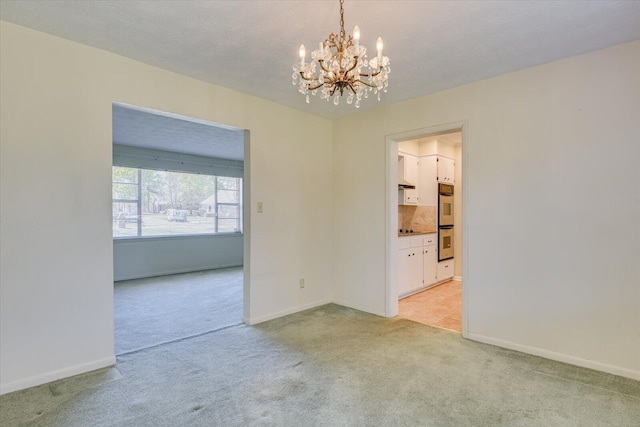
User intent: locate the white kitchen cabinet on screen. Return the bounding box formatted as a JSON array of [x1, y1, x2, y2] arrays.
[[397, 247, 412, 296], [399, 153, 419, 186], [398, 246, 422, 296], [408, 247, 423, 292], [398, 189, 418, 205], [418, 155, 455, 203], [398, 153, 420, 205], [422, 243, 438, 287], [398, 234, 438, 298], [410, 236, 423, 248], [437, 258, 454, 281], [422, 234, 437, 247], [437, 156, 455, 184], [408, 236, 424, 291], [418, 156, 438, 206]]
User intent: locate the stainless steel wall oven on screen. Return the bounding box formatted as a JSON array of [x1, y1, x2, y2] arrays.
[[438, 226, 454, 261], [438, 183, 454, 227], [438, 183, 454, 261]]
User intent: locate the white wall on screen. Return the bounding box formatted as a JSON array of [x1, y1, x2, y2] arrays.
[[397, 140, 419, 156], [0, 21, 333, 394], [113, 235, 243, 281], [437, 141, 456, 159], [333, 41, 640, 379], [418, 140, 438, 157]]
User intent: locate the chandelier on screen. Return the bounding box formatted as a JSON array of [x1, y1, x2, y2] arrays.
[[292, 0, 390, 108]]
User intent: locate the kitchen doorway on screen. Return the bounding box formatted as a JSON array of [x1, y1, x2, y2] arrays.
[[385, 122, 468, 336]]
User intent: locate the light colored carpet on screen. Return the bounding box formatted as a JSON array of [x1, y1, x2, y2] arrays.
[[114, 267, 243, 355], [1, 304, 639, 426]]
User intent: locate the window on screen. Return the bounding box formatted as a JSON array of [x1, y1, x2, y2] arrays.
[[113, 167, 242, 238]]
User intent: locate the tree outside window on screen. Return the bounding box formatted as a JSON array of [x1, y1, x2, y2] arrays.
[[112, 167, 242, 238]]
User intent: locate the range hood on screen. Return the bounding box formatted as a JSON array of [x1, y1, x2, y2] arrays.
[[398, 177, 416, 189]]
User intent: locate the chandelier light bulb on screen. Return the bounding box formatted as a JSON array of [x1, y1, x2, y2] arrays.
[[292, 0, 390, 108], [299, 44, 306, 67]]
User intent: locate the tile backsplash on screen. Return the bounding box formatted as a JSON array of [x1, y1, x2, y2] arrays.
[[398, 205, 437, 233]]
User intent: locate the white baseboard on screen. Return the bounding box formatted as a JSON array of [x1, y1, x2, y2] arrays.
[[466, 332, 640, 381], [245, 298, 332, 325], [114, 263, 243, 282], [0, 355, 116, 395], [332, 299, 387, 317], [453, 276, 462, 282]]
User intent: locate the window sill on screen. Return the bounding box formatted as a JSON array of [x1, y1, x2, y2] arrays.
[[113, 233, 243, 243]]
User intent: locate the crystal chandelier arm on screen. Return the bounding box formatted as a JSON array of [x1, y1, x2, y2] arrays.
[[353, 78, 378, 88], [317, 60, 331, 74], [358, 66, 383, 78], [344, 56, 360, 75], [299, 71, 319, 82], [307, 81, 325, 91]]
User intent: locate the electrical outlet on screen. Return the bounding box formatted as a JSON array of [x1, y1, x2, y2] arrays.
[[299, 278, 305, 288]]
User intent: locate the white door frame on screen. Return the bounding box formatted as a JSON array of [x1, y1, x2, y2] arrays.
[[111, 102, 252, 327], [242, 129, 251, 324], [384, 121, 470, 337]]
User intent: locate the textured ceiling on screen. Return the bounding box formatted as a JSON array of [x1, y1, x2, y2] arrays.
[[113, 104, 244, 161], [2, 1, 640, 120]]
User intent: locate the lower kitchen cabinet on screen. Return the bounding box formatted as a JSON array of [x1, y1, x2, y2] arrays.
[[398, 234, 440, 298], [398, 246, 422, 296], [408, 237, 423, 292], [437, 258, 454, 281], [422, 245, 437, 286], [397, 247, 411, 295], [408, 249, 423, 292]]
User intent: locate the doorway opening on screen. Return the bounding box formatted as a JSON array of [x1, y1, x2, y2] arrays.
[[111, 102, 250, 355], [385, 122, 468, 336]]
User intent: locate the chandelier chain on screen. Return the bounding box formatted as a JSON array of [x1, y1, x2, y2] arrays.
[[339, 0, 345, 43]]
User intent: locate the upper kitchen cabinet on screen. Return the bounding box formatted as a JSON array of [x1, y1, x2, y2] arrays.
[[437, 156, 455, 184], [399, 188, 418, 205], [401, 153, 419, 186], [418, 156, 438, 206], [398, 152, 419, 205]]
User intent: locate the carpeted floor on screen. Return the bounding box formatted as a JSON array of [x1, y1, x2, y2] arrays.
[[114, 267, 243, 355], [1, 304, 638, 426]]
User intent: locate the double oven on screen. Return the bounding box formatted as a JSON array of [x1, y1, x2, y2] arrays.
[[438, 183, 454, 261]]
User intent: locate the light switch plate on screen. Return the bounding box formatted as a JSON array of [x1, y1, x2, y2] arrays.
[[257, 201, 263, 213]]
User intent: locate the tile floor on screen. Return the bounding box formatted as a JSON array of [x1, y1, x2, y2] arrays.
[[398, 280, 462, 332]]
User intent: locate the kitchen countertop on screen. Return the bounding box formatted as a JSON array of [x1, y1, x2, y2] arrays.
[[398, 231, 437, 237]]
